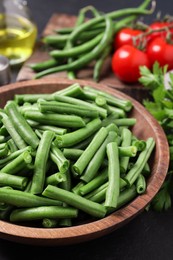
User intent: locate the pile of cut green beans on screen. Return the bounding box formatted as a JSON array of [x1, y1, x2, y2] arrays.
[[0, 83, 155, 227], [30, 0, 153, 81]]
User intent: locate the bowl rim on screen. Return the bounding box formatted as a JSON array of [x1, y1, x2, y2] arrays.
[[0, 78, 169, 245]]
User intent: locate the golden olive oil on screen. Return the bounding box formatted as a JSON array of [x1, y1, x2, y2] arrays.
[[0, 13, 37, 65]]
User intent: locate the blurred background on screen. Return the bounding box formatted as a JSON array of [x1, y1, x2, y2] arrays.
[[27, 0, 171, 36]]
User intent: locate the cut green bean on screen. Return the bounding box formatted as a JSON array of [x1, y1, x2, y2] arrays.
[[72, 127, 108, 176], [63, 148, 83, 160], [5, 101, 39, 149], [136, 174, 146, 194], [53, 94, 107, 118], [120, 128, 132, 174], [7, 139, 18, 153], [10, 205, 78, 222], [1, 112, 27, 149], [43, 185, 106, 218], [0, 187, 62, 207], [81, 131, 117, 182], [30, 131, 55, 194], [55, 118, 101, 148], [0, 150, 32, 175], [124, 137, 155, 186], [50, 143, 70, 173], [38, 99, 99, 118], [35, 125, 67, 135], [105, 142, 120, 208], [0, 173, 28, 190], [45, 172, 67, 186], [42, 218, 59, 228], [24, 110, 86, 128]]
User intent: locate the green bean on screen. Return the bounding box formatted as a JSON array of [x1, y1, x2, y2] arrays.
[[54, 83, 84, 97], [38, 99, 99, 118], [0, 144, 8, 157], [15, 94, 54, 105], [63, 148, 83, 160], [59, 170, 72, 226], [10, 205, 78, 222], [0, 135, 9, 144], [50, 143, 70, 174], [5, 101, 39, 149], [105, 142, 120, 208], [0, 187, 62, 207], [80, 168, 108, 195], [136, 174, 146, 194], [35, 16, 114, 79], [42, 185, 106, 218], [124, 137, 155, 186], [35, 125, 67, 135], [106, 185, 137, 214], [30, 59, 58, 72], [142, 163, 151, 178], [0, 173, 28, 190], [85, 178, 127, 203], [53, 93, 107, 118], [119, 146, 137, 157], [1, 112, 27, 149], [42, 218, 59, 228], [55, 118, 101, 148], [68, 0, 151, 44], [72, 181, 85, 195], [81, 131, 117, 182], [120, 128, 132, 174], [132, 138, 146, 151], [0, 146, 32, 168], [108, 106, 126, 118], [94, 46, 111, 82], [30, 131, 55, 195], [45, 172, 67, 186], [113, 118, 136, 127], [50, 33, 103, 58], [24, 110, 86, 128], [83, 86, 132, 112], [7, 139, 18, 153], [72, 127, 108, 176], [0, 150, 32, 175]]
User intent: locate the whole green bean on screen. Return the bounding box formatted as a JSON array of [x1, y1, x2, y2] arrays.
[[42, 185, 106, 218], [35, 16, 114, 79], [50, 33, 103, 58], [10, 205, 78, 222], [55, 118, 101, 148], [30, 59, 59, 72], [30, 130, 55, 194]]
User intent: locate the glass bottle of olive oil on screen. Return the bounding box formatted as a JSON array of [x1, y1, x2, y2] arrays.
[[0, 0, 37, 65]]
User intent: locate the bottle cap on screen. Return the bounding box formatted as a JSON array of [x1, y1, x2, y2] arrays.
[[0, 55, 11, 86]]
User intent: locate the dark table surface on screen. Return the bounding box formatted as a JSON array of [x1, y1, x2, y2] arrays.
[[2, 0, 173, 259]]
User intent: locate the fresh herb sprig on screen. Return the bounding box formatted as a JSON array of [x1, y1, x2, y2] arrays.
[[139, 62, 173, 211]]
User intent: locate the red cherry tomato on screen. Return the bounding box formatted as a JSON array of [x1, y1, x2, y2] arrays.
[[114, 28, 143, 49], [147, 37, 173, 70], [112, 45, 150, 83], [147, 22, 173, 42]]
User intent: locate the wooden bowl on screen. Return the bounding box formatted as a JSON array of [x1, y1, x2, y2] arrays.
[[0, 78, 169, 246]]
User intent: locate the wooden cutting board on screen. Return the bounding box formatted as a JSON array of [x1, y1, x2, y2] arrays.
[[17, 13, 149, 102]]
